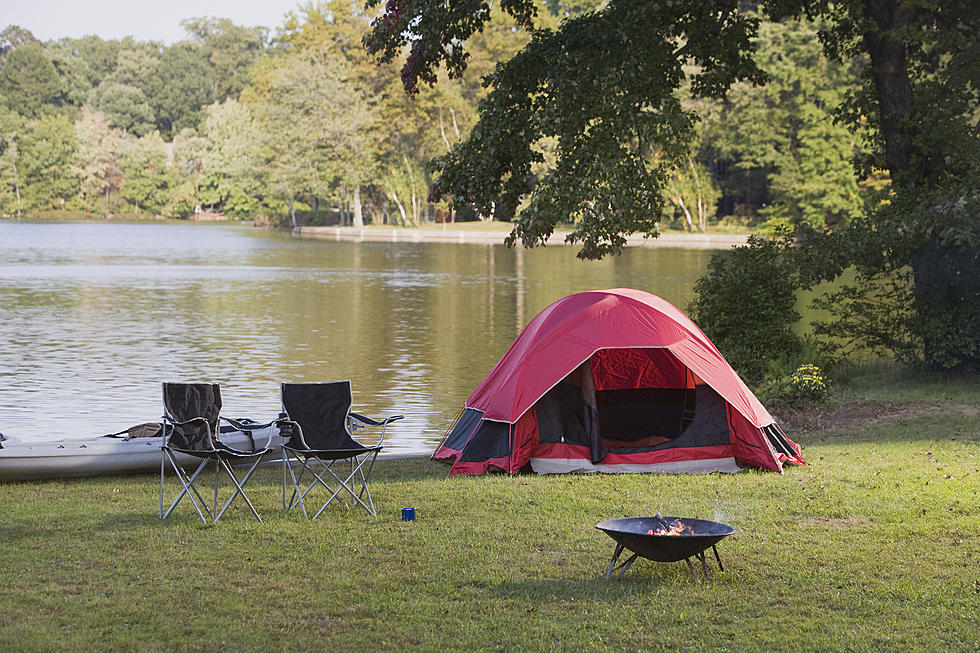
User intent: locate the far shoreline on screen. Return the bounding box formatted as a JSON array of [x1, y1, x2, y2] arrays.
[[2, 216, 750, 250], [292, 225, 749, 250]]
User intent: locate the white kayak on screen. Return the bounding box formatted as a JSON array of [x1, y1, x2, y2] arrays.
[[0, 422, 283, 482]]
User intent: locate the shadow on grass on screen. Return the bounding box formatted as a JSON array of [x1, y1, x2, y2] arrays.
[[490, 562, 711, 602], [793, 410, 978, 446]]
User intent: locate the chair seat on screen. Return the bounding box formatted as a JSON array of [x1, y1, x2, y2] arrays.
[[168, 444, 272, 460], [283, 444, 382, 461]]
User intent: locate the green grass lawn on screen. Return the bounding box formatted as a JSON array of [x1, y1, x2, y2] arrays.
[[1, 376, 977, 652]]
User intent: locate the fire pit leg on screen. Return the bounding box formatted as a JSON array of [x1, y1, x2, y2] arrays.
[[685, 557, 699, 580], [697, 550, 711, 581], [605, 544, 640, 579], [712, 544, 724, 572]]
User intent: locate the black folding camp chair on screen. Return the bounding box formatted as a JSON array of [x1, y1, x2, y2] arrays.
[[160, 382, 276, 523], [278, 381, 403, 517]]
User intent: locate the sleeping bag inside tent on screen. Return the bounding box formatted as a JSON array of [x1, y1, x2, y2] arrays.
[[434, 288, 804, 475]]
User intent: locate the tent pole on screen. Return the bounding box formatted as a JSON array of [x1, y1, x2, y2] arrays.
[[433, 406, 466, 458]]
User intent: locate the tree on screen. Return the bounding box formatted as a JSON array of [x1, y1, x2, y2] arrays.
[[73, 107, 123, 214], [689, 235, 801, 383], [180, 17, 267, 101], [367, 1, 765, 257], [248, 43, 378, 226], [697, 18, 864, 229], [164, 127, 208, 218], [0, 41, 65, 118], [119, 130, 170, 215], [18, 114, 80, 210], [0, 25, 36, 55], [365, 0, 979, 369], [44, 42, 93, 109], [146, 42, 216, 138], [663, 156, 720, 232], [89, 82, 156, 136], [0, 108, 24, 215], [199, 99, 266, 216]]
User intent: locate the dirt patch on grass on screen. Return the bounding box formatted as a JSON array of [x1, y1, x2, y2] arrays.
[[776, 401, 979, 432], [801, 516, 870, 528]]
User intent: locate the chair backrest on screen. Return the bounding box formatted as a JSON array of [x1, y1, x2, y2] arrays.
[[281, 381, 363, 451], [163, 382, 222, 451]]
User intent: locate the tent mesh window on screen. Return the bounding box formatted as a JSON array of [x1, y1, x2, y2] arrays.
[[595, 387, 695, 448]]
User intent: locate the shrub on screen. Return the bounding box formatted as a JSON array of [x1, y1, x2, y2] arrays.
[[688, 234, 802, 385], [787, 364, 830, 404]]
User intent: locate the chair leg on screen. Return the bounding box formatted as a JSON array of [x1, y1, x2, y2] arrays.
[[317, 452, 380, 517], [280, 450, 381, 518], [298, 458, 345, 516], [214, 456, 264, 523], [161, 450, 263, 523], [161, 450, 212, 523], [283, 451, 313, 517]]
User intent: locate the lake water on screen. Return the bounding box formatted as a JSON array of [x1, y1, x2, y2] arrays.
[[0, 221, 718, 455]]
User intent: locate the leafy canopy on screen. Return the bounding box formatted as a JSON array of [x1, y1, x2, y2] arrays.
[[366, 0, 766, 258]]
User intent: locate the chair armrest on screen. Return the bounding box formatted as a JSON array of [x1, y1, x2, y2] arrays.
[[349, 413, 403, 447], [221, 416, 279, 450], [163, 415, 212, 428], [222, 416, 277, 431], [350, 412, 404, 427]]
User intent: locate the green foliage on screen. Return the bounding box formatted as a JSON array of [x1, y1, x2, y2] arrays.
[[72, 107, 123, 214], [89, 82, 156, 137], [0, 42, 66, 118], [786, 363, 830, 404], [700, 18, 864, 228], [811, 268, 922, 366], [688, 235, 801, 384], [662, 156, 720, 232], [416, 1, 767, 258], [0, 25, 37, 55], [180, 17, 267, 101], [199, 99, 266, 217], [18, 113, 80, 210], [247, 43, 379, 223], [0, 107, 24, 214], [802, 173, 980, 371], [145, 42, 215, 138], [119, 130, 170, 214]]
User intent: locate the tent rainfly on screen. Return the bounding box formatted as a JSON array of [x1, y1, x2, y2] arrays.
[[434, 289, 804, 475]]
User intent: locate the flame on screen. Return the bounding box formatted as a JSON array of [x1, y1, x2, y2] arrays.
[[647, 518, 693, 536]]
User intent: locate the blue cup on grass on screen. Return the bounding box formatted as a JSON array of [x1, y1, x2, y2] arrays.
[[401, 507, 416, 521]]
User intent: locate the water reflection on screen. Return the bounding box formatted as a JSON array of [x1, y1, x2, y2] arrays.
[[0, 222, 716, 454]]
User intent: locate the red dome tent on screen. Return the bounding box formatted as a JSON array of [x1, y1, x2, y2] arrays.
[[434, 289, 804, 475]]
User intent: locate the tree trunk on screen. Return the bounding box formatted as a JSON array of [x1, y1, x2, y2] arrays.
[[862, 0, 918, 185], [387, 186, 408, 226], [410, 186, 419, 226], [352, 185, 364, 228], [675, 194, 695, 231], [689, 157, 706, 232], [14, 181, 21, 219], [289, 194, 297, 229]]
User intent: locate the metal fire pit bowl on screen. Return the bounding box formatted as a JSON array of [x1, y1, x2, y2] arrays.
[[596, 516, 735, 580]]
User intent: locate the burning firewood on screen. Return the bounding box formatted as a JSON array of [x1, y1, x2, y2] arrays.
[[647, 512, 694, 536]]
